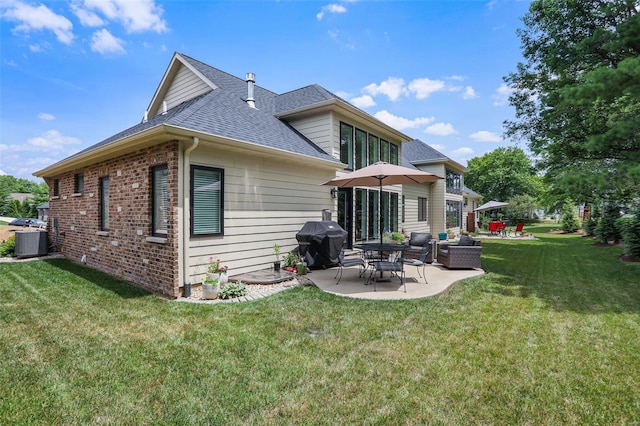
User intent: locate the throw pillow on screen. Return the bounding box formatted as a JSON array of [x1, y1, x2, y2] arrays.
[[459, 235, 474, 246], [409, 232, 429, 247]]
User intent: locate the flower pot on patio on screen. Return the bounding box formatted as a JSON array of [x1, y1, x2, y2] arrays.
[[438, 232, 448, 241]]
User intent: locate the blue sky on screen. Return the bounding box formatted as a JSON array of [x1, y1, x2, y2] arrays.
[[0, 0, 531, 180]]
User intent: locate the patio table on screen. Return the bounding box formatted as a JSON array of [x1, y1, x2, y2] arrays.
[[354, 243, 408, 283]]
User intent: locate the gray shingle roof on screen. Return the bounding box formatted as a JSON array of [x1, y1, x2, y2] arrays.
[[463, 186, 482, 198], [68, 52, 342, 164], [402, 139, 449, 166]]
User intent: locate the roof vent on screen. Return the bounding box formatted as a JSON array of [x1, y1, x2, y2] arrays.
[[246, 72, 256, 108], [162, 101, 168, 115]]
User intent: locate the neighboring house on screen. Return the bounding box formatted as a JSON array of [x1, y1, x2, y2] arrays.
[[462, 186, 482, 232], [402, 140, 468, 235], [34, 52, 461, 298], [8, 193, 32, 204], [37, 202, 49, 221]]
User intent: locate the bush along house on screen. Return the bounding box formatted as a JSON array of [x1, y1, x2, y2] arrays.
[[34, 52, 457, 298]]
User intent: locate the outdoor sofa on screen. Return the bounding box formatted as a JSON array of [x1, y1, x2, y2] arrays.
[[437, 235, 482, 269]]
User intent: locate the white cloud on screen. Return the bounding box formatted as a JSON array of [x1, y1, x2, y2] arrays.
[[374, 110, 434, 130], [29, 43, 47, 52], [90, 28, 126, 54], [429, 144, 445, 152], [407, 78, 446, 99], [425, 122, 457, 136], [470, 130, 502, 142], [27, 129, 81, 151], [452, 147, 474, 156], [327, 29, 355, 49], [79, 0, 167, 33], [350, 95, 376, 109], [70, 3, 105, 27], [448, 75, 465, 81], [363, 77, 407, 101], [492, 83, 513, 106], [38, 112, 55, 121], [317, 4, 347, 20], [2, 1, 74, 44], [463, 86, 479, 99], [0, 169, 6, 176]]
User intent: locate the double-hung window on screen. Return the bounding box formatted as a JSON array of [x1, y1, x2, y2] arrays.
[[74, 173, 84, 194], [152, 165, 168, 236], [191, 165, 224, 236], [418, 197, 428, 222]]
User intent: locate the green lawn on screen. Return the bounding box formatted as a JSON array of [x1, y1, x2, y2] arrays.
[[1, 224, 639, 424]]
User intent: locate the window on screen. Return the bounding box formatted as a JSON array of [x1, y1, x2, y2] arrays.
[[191, 166, 224, 236], [446, 169, 462, 194], [381, 191, 390, 234], [340, 122, 354, 169], [390, 143, 399, 165], [355, 128, 367, 170], [380, 139, 390, 163], [367, 190, 379, 240], [390, 193, 399, 232], [355, 189, 367, 240], [402, 195, 406, 223], [53, 179, 60, 197], [418, 197, 428, 222], [368, 135, 379, 165], [100, 177, 109, 231], [338, 122, 398, 168], [446, 200, 462, 228], [74, 173, 84, 193], [152, 165, 168, 236]]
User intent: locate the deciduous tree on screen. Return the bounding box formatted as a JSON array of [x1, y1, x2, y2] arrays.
[[464, 147, 543, 202]]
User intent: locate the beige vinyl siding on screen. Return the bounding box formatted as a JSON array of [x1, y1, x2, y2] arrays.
[[163, 64, 212, 111], [401, 183, 433, 234], [409, 163, 447, 234], [286, 114, 333, 157], [186, 145, 335, 282]]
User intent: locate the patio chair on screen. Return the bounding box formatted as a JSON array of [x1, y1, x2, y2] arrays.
[[334, 249, 366, 285], [403, 244, 430, 284], [511, 222, 525, 237], [366, 250, 406, 292], [402, 232, 435, 264]]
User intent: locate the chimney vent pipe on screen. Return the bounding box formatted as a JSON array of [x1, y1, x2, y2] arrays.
[[246, 72, 256, 108]]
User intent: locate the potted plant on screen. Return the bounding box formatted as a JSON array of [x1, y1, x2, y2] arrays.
[[283, 250, 298, 272], [273, 243, 281, 272], [447, 229, 455, 240], [207, 257, 229, 283], [202, 276, 220, 300]]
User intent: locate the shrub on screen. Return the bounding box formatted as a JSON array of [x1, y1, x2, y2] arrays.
[[560, 200, 580, 233], [621, 214, 640, 258], [595, 205, 621, 243], [0, 235, 15, 257], [219, 281, 247, 299], [583, 217, 598, 236]]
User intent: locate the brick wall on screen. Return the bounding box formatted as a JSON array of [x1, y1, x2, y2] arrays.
[[46, 141, 181, 298]]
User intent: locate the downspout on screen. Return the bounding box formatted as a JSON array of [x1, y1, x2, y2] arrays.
[[183, 137, 199, 292]]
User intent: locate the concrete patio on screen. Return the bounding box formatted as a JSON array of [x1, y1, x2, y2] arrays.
[[305, 261, 485, 300]]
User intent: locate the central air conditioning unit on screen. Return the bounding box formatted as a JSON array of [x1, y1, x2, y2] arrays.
[[14, 230, 48, 258]]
